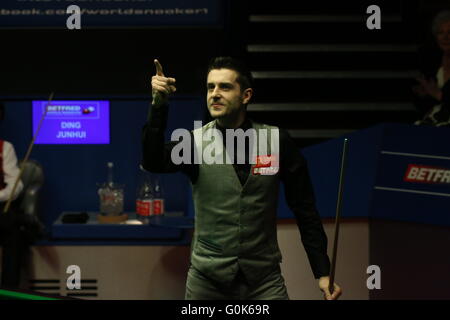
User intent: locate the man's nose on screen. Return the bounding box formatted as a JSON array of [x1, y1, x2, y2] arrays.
[[211, 86, 221, 97]]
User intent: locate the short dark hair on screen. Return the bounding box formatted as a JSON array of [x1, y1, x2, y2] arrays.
[[432, 10, 450, 37], [207, 57, 254, 91]]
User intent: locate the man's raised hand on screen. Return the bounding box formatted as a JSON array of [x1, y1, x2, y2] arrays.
[[151, 59, 176, 107]]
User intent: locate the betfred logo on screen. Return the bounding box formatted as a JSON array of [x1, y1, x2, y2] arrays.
[[404, 164, 450, 184], [252, 154, 279, 176], [82, 106, 95, 114]]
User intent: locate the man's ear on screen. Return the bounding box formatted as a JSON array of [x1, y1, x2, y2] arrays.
[[242, 88, 253, 105]]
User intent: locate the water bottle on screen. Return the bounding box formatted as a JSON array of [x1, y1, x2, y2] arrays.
[[136, 174, 153, 223], [98, 162, 124, 216], [107, 162, 114, 187]]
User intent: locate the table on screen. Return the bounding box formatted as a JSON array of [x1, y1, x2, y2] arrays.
[[148, 215, 195, 229], [51, 212, 188, 242], [0, 288, 64, 300]]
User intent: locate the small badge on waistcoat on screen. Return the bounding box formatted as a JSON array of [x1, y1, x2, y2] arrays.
[[252, 154, 279, 175]]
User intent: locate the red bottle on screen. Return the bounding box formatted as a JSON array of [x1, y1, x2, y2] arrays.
[[152, 179, 164, 216], [136, 175, 153, 223]]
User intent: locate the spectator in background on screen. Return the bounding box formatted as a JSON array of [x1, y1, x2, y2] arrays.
[[0, 103, 23, 204], [0, 102, 25, 288], [413, 10, 450, 127]]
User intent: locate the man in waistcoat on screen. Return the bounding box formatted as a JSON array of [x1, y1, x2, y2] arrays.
[[142, 57, 342, 300], [0, 102, 25, 288]]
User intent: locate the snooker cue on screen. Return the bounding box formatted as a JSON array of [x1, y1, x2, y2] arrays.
[[328, 138, 348, 295], [3, 92, 54, 214]]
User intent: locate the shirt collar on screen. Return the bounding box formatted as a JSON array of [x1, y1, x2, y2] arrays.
[[215, 116, 252, 132]]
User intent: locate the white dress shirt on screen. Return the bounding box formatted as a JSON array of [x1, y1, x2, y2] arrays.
[[0, 141, 24, 202]]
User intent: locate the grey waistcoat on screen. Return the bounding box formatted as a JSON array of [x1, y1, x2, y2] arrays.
[[190, 120, 282, 286]]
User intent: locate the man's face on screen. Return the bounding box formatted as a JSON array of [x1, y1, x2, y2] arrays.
[[437, 21, 450, 52], [206, 68, 250, 120]]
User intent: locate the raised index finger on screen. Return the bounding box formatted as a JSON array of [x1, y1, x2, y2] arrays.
[[154, 59, 164, 77]]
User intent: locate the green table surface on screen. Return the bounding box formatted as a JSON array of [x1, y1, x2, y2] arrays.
[[0, 288, 62, 300]]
